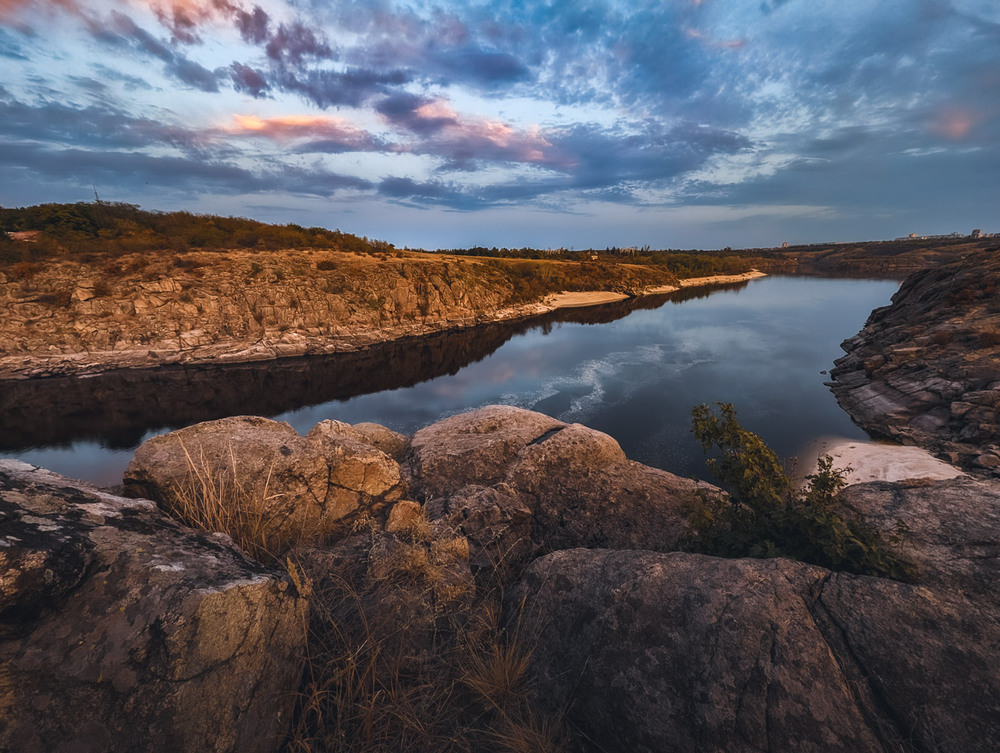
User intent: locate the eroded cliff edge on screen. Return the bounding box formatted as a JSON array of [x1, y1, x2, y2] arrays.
[[0, 248, 693, 379], [830, 250, 1000, 473]]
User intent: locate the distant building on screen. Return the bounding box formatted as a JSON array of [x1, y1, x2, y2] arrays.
[[972, 228, 983, 239], [909, 233, 918, 238], [781, 241, 789, 249]]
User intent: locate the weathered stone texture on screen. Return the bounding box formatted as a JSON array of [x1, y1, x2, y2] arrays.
[[0, 460, 307, 753], [511, 548, 1000, 753]]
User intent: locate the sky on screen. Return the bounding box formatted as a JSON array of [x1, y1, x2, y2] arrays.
[[1, 0, 998, 250]]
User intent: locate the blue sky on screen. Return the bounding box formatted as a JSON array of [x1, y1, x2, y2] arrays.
[[1, 0, 998, 249]]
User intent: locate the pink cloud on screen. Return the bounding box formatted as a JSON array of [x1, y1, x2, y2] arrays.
[[390, 99, 560, 167], [226, 113, 378, 151], [930, 108, 979, 140]]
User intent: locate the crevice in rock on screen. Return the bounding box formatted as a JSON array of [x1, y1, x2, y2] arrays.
[[527, 426, 565, 446], [809, 575, 925, 753]]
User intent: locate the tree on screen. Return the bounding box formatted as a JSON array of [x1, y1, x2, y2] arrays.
[[687, 403, 916, 580]]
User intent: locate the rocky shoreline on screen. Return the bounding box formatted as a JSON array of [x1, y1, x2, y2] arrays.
[[3, 403, 999, 752], [0, 245, 761, 380], [830, 251, 1000, 474]]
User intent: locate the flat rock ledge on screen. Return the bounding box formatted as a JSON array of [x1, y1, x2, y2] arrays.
[[0, 460, 307, 753]]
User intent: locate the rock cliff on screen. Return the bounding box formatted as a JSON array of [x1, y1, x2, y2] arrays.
[[0, 249, 678, 379], [830, 251, 1000, 472]]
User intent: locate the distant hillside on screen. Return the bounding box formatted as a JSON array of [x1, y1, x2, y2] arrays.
[[0, 201, 385, 261], [751, 237, 1000, 277]]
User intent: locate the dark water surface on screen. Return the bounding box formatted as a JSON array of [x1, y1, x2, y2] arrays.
[[1, 276, 898, 486]]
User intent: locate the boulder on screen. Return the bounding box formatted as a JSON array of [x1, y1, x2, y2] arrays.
[[407, 407, 713, 554], [506, 422, 706, 551], [124, 416, 406, 553], [509, 547, 1000, 753], [817, 573, 1000, 752], [424, 483, 535, 575], [404, 405, 563, 498], [509, 549, 882, 753], [840, 476, 1000, 600], [352, 422, 410, 460], [0, 460, 307, 753]]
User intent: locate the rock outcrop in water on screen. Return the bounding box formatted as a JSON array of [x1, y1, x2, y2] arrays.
[[7, 405, 1000, 752], [830, 251, 1000, 473]]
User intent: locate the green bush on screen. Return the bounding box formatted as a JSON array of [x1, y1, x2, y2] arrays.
[[685, 403, 916, 580]]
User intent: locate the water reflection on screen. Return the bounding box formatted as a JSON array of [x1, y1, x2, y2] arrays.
[[2, 277, 898, 486], [0, 285, 745, 452]]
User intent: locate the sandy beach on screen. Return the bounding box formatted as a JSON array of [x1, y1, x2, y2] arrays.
[[795, 435, 966, 486], [544, 270, 767, 310]]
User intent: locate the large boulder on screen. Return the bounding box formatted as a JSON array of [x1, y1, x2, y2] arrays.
[[124, 416, 406, 553], [406, 406, 715, 554], [0, 460, 307, 753], [509, 548, 1000, 753], [404, 405, 564, 498], [506, 422, 704, 551]]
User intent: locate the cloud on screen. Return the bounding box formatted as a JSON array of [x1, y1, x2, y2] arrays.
[[265, 21, 334, 65], [275, 66, 410, 109], [230, 61, 269, 97], [0, 96, 212, 153], [95, 11, 221, 91], [377, 95, 558, 169], [0, 27, 28, 58], [233, 3, 267, 43], [227, 113, 382, 152]]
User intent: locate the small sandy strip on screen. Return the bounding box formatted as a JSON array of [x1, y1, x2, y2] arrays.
[[543, 291, 631, 308], [545, 270, 767, 310], [794, 435, 966, 486]]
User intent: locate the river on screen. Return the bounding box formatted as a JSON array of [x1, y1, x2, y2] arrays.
[[0, 275, 899, 486]]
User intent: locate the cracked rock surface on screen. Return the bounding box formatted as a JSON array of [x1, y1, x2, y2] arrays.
[[0, 460, 307, 753], [510, 545, 1000, 753]]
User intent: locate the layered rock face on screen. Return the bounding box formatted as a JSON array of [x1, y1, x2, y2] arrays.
[[0, 250, 678, 379], [830, 251, 1000, 472], [0, 460, 308, 753]]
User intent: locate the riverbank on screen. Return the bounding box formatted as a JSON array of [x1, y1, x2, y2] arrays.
[[830, 250, 1000, 475], [539, 270, 766, 309], [0, 252, 764, 380]]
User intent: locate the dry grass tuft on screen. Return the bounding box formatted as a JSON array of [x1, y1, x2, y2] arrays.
[[166, 440, 294, 562], [159, 452, 566, 752], [283, 532, 568, 753]]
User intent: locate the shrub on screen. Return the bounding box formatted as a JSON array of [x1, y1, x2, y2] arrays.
[[316, 259, 338, 271], [685, 403, 916, 580]]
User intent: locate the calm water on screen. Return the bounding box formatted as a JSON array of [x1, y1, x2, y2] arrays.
[[1, 276, 898, 486]]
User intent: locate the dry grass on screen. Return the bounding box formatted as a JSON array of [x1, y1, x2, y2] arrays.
[[160, 452, 566, 752], [283, 528, 568, 753], [166, 440, 294, 562]]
